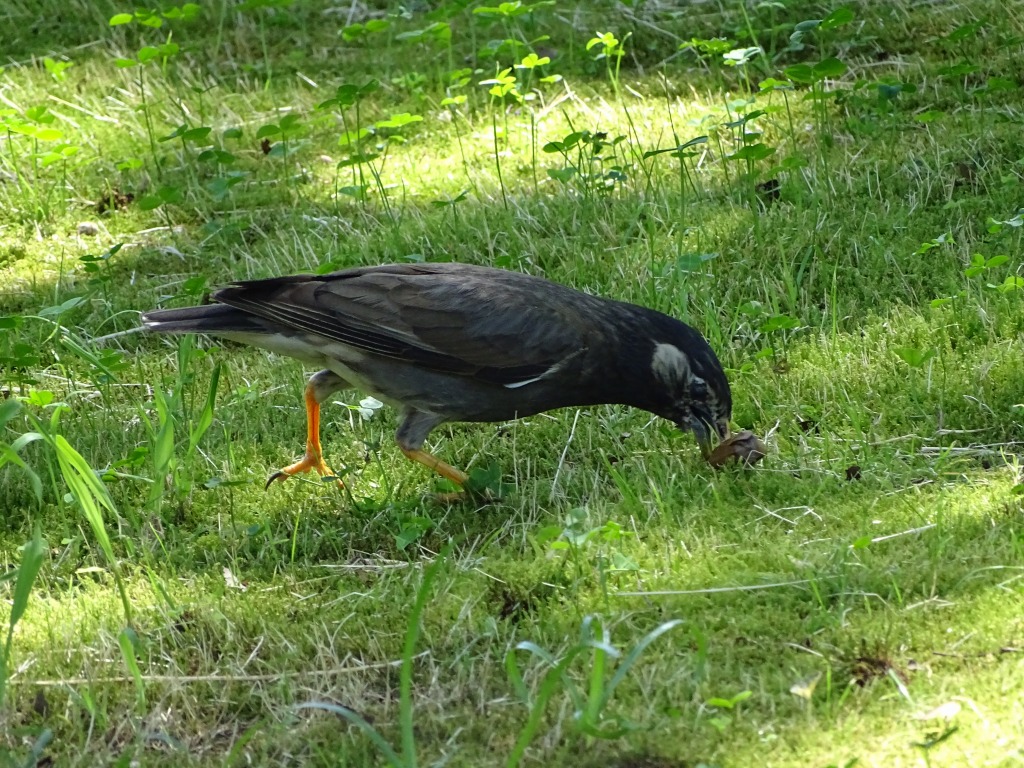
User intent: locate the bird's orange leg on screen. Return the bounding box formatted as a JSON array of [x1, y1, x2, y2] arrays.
[[266, 381, 342, 489], [400, 447, 469, 487]]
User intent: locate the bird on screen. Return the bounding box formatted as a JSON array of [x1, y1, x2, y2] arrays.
[[141, 262, 732, 490]]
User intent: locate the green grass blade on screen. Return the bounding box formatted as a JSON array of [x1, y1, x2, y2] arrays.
[[583, 641, 607, 727], [117, 628, 147, 711], [505, 647, 586, 768], [8, 527, 44, 630], [147, 386, 176, 512], [186, 361, 221, 458], [505, 648, 529, 703], [602, 619, 683, 706], [9, 431, 44, 453], [52, 434, 132, 624], [513, 641, 559, 667], [398, 547, 451, 768], [152, 387, 175, 475], [0, 399, 21, 429], [0, 527, 45, 708], [58, 331, 122, 383], [0, 402, 43, 501], [0, 443, 43, 502]]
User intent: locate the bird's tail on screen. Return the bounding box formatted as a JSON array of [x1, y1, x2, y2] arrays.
[[142, 303, 265, 334]]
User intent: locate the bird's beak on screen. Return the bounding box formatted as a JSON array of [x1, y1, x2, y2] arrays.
[[684, 417, 730, 459], [687, 419, 714, 459]]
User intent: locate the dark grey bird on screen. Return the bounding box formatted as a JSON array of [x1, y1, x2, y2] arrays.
[[141, 262, 732, 489]]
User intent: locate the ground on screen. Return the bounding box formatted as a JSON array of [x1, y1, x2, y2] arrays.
[[1, 0, 1023, 766]]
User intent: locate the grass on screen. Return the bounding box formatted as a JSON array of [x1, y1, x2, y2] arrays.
[[1, 0, 1023, 765]]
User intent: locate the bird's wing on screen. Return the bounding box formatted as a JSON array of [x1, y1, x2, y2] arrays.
[[212, 264, 596, 387]]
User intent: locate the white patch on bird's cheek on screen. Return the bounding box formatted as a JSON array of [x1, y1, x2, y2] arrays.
[[651, 343, 692, 387]]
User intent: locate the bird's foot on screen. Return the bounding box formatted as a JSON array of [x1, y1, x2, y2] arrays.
[[399, 447, 470, 487], [265, 449, 344, 490]]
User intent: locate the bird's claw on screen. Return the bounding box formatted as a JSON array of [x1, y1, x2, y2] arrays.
[[264, 451, 344, 490], [264, 470, 290, 490]]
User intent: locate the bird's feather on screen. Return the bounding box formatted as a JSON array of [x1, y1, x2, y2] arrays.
[[211, 263, 599, 387], [142, 302, 268, 334]]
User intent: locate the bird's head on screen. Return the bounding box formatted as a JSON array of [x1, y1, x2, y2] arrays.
[[643, 325, 732, 457]]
